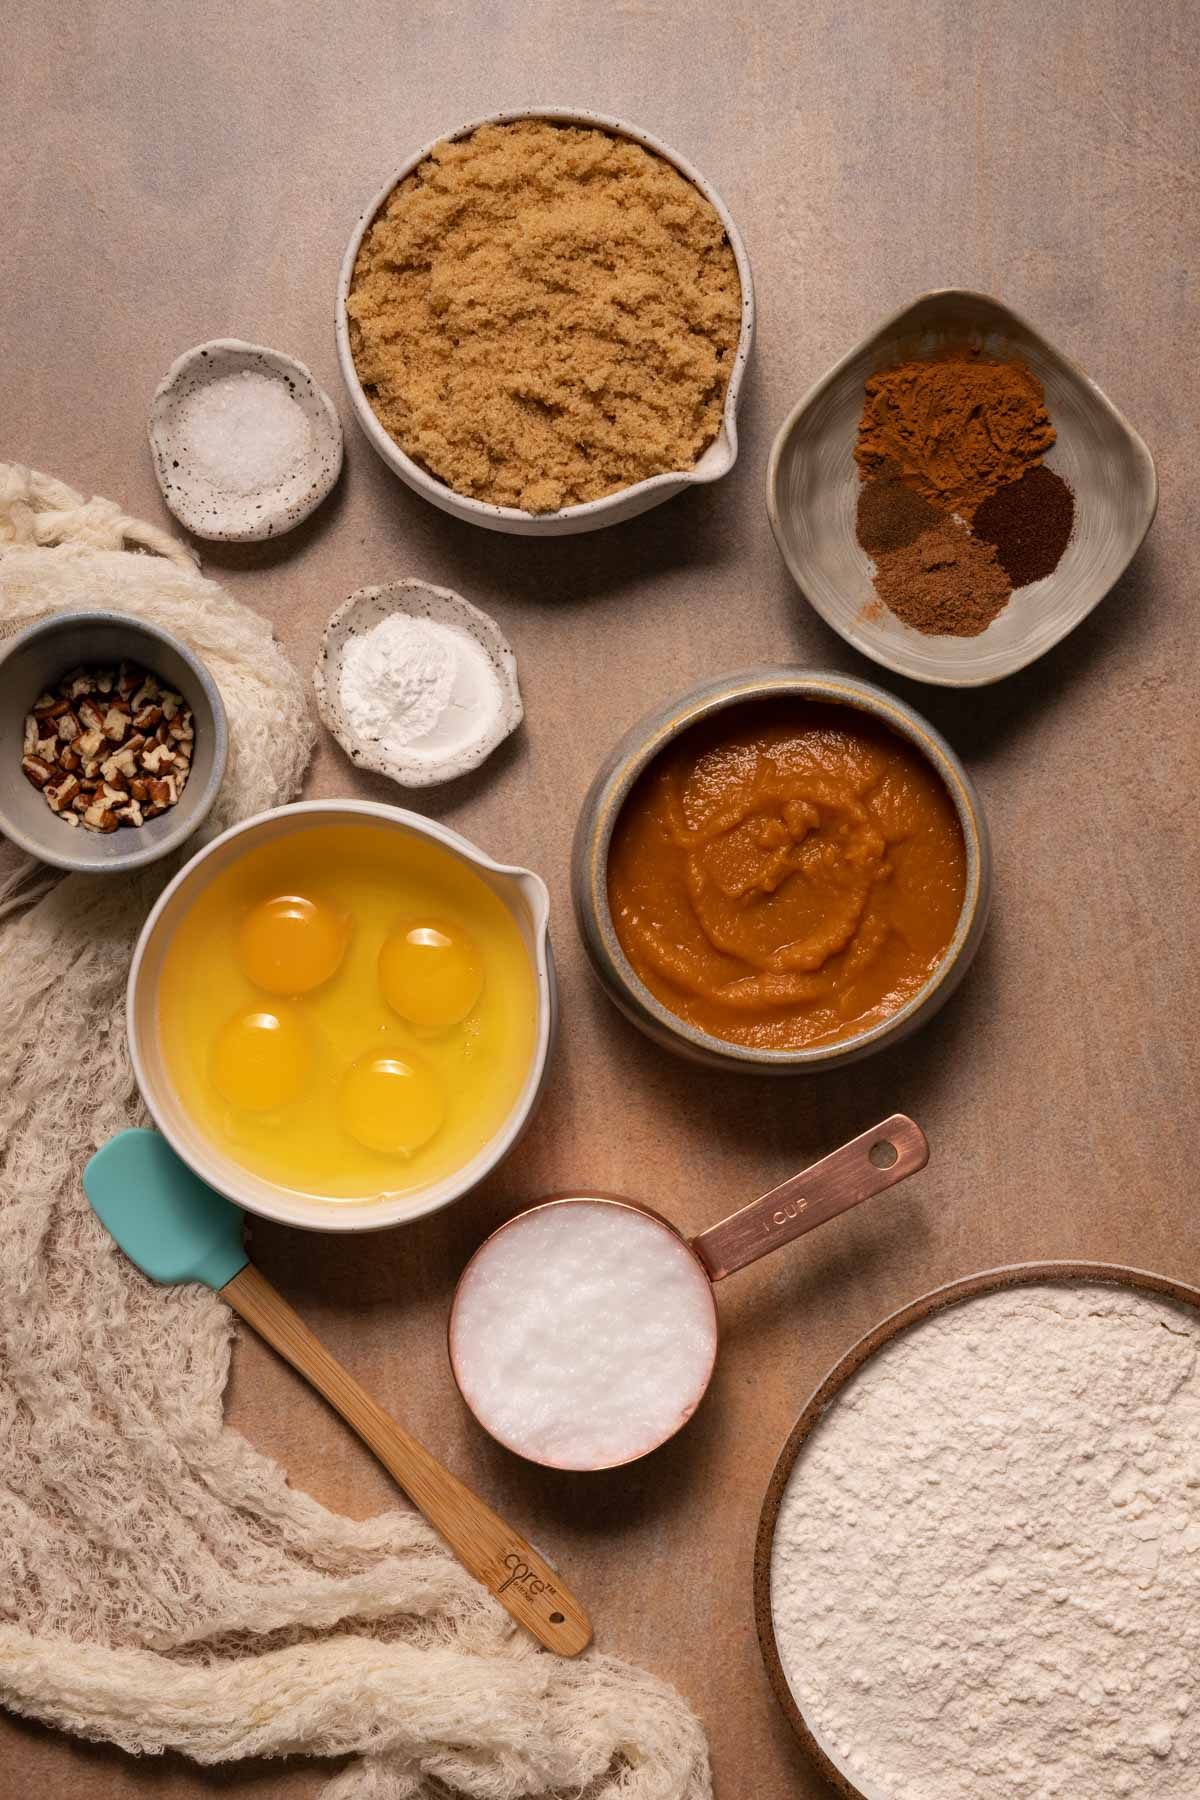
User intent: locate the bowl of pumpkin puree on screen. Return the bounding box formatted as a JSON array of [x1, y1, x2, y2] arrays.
[[572, 670, 990, 1070]]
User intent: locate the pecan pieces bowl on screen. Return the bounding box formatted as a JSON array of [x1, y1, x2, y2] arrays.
[[0, 612, 226, 873]]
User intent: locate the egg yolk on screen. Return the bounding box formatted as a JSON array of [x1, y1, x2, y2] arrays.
[[338, 1051, 446, 1156], [211, 1007, 310, 1112], [238, 894, 348, 996], [378, 921, 484, 1029]]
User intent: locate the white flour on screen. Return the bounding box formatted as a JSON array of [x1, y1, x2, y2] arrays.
[[771, 1283, 1200, 1800]]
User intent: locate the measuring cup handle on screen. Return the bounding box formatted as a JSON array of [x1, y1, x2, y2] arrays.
[[690, 1114, 928, 1282]]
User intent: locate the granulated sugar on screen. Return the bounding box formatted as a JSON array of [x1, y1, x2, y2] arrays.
[[450, 1201, 718, 1469], [177, 371, 313, 495], [771, 1283, 1200, 1799]]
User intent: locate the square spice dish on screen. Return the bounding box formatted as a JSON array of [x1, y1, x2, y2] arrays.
[[767, 288, 1157, 687]]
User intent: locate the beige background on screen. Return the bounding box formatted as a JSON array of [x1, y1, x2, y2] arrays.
[[3, 0, 1197, 1794]]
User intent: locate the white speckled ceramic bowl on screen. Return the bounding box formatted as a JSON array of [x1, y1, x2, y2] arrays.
[[149, 339, 343, 542], [768, 289, 1158, 687], [313, 578, 523, 787], [336, 107, 755, 536], [573, 668, 990, 1073], [128, 799, 556, 1234], [0, 610, 226, 874]]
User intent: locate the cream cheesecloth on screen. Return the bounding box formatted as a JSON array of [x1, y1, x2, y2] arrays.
[[0, 465, 710, 1800]]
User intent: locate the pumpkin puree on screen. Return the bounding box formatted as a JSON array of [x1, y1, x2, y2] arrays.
[[607, 704, 967, 1051]]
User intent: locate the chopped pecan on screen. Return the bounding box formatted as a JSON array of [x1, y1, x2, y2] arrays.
[[56, 710, 81, 743], [46, 775, 81, 812], [102, 746, 139, 782], [21, 755, 54, 789], [143, 741, 176, 773], [82, 799, 118, 833], [77, 696, 107, 734]]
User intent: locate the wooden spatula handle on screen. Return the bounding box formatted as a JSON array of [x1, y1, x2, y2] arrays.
[[221, 1262, 591, 1657]]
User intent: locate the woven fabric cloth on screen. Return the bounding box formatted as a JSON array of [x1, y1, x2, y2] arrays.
[[0, 465, 710, 1799]]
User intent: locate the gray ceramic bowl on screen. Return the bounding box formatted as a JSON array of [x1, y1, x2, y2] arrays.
[[0, 611, 227, 873], [572, 669, 990, 1073], [768, 289, 1158, 687], [337, 106, 755, 537]]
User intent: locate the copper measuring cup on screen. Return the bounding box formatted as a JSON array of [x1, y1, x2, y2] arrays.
[[448, 1114, 928, 1470]]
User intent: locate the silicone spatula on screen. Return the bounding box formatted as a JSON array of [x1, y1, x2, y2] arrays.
[[83, 1129, 592, 1657]]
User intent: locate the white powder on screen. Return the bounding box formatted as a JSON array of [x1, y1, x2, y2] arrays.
[[338, 613, 461, 748], [450, 1201, 718, 1470], [178, 371, 313, 494], [771, 1283, 1200, 1800]]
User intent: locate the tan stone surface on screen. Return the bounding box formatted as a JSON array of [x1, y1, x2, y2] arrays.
[[1, 1, 1196, 1795]]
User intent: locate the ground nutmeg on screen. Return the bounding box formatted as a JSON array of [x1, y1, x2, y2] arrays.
[[870, 519, 1012, 637]]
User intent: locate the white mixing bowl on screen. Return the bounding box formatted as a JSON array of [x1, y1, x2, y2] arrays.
[[336, 107, 755, 536], [128, 800, 556, 1233]]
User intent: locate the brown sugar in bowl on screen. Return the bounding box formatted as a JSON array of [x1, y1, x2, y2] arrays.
[[572, 669, 991, 1073], [336, 108, 755, 538]]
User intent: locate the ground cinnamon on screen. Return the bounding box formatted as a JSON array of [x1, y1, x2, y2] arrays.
[[871, 519, 1012, 637], [855, 353, 1055, 518]]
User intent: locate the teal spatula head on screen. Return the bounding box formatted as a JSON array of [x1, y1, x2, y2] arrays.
[[84, 1129, 248, 1290]]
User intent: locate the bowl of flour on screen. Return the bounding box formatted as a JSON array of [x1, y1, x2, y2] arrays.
[[756, 1264, 1200, 1800]]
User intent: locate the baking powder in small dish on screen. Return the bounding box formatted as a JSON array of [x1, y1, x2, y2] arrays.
[[315, 579, 523, 788], [771, 1282, 1200, 1799], [338, 612, 466, 749]]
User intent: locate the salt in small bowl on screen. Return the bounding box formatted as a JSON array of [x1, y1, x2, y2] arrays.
[[149, 339, 343, 542], [313, 578, 523, 788]]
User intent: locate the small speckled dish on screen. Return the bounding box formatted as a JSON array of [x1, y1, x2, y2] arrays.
[[336, 107, 755, 536], [768, 289, 1158, 687], [313, 578, 523, 788], [149, 339, 343, 542], [0, 610, 226, 874], [754, 1261, 1200, 1800], [573, 668, 990, 1073]]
